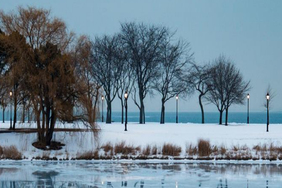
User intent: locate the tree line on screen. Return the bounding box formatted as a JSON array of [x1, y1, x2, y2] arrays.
[[0, 7, 250, 147]]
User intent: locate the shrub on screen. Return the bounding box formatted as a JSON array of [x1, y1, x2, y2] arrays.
[[198, 139, 211, 157], [162, 143, 181, 156]]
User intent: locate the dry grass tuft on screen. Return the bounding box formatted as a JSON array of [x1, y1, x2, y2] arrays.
[[114, 141, 137, 155], [186, 143, 197, 156], [142, 145, 151, 156], [77, 151, 99, 160], [162, 143, 182, 156], [3, 146, 22, 159], [151, 145, 158, 155], [198, 139, 211, 157], [101, 142, 114, 154], [220, 145, 227, 156]]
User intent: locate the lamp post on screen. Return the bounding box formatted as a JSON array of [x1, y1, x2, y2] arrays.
[[101, 95, 104, 122], [124, 91, 128, 131], [247, 93, 250, 124], [176, 95, 179, 123], [9, 91, 12, 130], [266, 93, 269, 132]]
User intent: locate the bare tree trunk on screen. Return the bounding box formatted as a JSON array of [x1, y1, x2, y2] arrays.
[[225, 107, 229, 126], [46, 112, 56, 146], [27, 107, 30, 123], [140, 100, 145, 124], [12, 96, 17, 130], [160, 99, 165, 124], [2, 107, 5, 123], [120, 98, 124, 124], [22, 103, 25, 123], [36, 112, 44, 142], [199, 94, 204, 124], [219, 110, 223, 125], [106, 100, 112, 124]]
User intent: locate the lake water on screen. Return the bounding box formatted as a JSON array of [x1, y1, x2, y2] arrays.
[[0, 161, 282, 187], [103, 112, 282, 124]]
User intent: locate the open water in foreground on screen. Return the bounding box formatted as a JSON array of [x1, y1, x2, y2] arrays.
[[1, 161, 282, 187], [104, 112, 282, 124]]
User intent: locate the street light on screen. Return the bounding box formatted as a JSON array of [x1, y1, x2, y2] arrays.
[[247, 93, 250, 124], [176, 95, 179, 123], [124, 91, 128, 131], [9, 91, 12, 129], [266, 93, 270, 132], [101, 95, 104, 122]]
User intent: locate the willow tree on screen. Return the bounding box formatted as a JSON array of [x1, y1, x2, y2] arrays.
[[74, 35, 101, 129], [0, 7, 75, 147]]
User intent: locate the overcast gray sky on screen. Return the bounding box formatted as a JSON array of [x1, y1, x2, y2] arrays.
[[1, 0, 282, 113]]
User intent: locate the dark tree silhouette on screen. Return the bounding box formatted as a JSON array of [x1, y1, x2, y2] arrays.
[[90, 35, 124, 124], [153, 39, 192, 124], [117, 54, 135, 124], [188, 63, 212, 124], [121, 22, 169, 124], [206, 55, 250, 125]]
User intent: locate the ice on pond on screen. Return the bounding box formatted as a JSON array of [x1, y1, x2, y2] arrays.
[[0, 161, 282, 187]]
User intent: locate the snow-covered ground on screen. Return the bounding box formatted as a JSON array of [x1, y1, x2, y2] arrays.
[[0, 122, 281, 160]]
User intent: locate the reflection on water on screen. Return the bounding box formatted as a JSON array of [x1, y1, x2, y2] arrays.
[[0, 162, 282, 187]]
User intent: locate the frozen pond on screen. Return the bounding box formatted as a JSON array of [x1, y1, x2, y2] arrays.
[[1, 161, 282, 187]]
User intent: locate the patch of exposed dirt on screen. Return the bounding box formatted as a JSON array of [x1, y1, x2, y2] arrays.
[[32, 141, 65, 150]]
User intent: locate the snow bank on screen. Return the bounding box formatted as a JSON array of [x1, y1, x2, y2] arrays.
[[0, 122, 281, 160]]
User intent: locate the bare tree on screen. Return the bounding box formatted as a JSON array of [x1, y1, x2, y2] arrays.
[[206, 55, 250, 125], [120, 22, 169, 124], [117, 57, 135, 124], [153, 39, 192, 124], [188, 63, 212, 124], [90, 35, 124, 124]]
